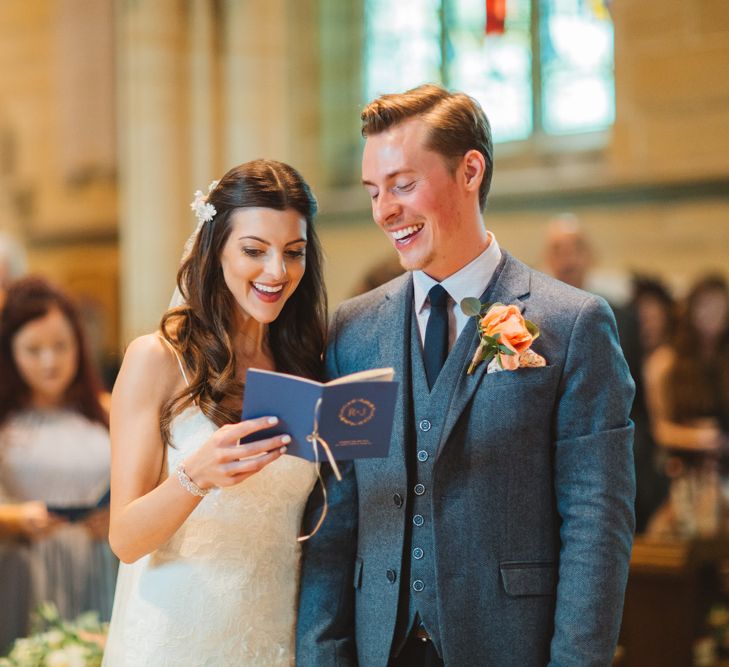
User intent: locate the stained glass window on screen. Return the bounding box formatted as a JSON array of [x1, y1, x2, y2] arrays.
[[447, 0, 533, 142], [540, 0, 614, 134], [364, 0, 614, 144], [364, 0, 442, 103]]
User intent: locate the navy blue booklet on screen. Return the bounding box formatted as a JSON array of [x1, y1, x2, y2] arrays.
[[241, 368, 398, 461]]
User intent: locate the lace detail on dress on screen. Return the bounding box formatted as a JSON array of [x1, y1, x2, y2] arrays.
[[103, 407, 317, 666]]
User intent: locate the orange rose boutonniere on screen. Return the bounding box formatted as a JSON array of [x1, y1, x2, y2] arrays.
[[461, 298, 546, 374]]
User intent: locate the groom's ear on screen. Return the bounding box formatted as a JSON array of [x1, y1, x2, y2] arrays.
[[461, 150, 486, 195]]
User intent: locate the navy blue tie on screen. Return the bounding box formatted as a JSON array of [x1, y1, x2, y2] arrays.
[[423, 284, 449, 390]]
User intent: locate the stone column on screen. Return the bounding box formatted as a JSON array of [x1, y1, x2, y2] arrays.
[[220, 0, 321, 181], [116, 0, 189, 342], [188, 0, 220, 189], [221, 0, 288, 166]]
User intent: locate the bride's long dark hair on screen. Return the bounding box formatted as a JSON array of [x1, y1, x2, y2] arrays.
[[159, 159, 327, 445]]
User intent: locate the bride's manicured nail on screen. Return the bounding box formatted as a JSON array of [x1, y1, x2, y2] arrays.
[[280, 446, 288, 454], [281, 435, 291, 444], [267, 417, 278, 425]]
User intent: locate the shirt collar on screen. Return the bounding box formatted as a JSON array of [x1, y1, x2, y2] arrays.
[[413, 231, 502, 312]]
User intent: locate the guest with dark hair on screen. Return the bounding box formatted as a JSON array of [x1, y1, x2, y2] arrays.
[[619, 275, 676, 532], [0, 276, 115, 651], [104, 159, 326, 665], [645, 274, 729, 538], [631, 275, 676, 357]]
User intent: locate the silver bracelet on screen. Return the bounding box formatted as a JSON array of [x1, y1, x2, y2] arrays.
[[175, 463, 210, 497]]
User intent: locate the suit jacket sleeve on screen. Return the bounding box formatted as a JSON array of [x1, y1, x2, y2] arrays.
[[296, 308, 359, 667], [549, 295, 636, 666]]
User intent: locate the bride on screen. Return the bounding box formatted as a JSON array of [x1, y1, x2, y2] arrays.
[[103, 160, 326, 666]]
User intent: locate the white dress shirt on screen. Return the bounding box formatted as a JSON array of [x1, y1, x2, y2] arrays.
[[412, 231, 502, 349]]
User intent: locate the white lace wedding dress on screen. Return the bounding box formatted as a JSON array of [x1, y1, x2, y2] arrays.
[[103, 404, 317, 666]]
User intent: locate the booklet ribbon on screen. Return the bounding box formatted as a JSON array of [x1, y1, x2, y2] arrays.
[[297, 397, 343, 543]]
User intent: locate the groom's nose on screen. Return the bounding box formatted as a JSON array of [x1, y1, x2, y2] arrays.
[[373, 191, 400, 227]]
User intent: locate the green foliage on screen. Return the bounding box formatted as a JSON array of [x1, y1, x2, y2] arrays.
[[1, 603, 107, 667], [459, 297, 482, 317]]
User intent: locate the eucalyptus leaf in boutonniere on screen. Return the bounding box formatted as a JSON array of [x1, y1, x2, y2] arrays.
[[461, 298, 546, 375]]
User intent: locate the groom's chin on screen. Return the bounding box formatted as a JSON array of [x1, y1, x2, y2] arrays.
[[396, 251, 434, 274]]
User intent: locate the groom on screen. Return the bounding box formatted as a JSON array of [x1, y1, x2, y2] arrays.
[[297, 84, 635, 666]]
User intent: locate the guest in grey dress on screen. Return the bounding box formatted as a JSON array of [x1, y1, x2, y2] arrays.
[[0, 277, 117, 652]]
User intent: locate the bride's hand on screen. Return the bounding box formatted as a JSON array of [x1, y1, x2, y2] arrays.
[[181, 417, 288, 491]]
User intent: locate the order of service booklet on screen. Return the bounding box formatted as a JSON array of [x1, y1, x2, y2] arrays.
[[240, 367, 398, 461]]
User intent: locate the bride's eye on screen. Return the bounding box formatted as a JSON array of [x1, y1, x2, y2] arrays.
[[285, 248, 306, 259], [243, 248, 264, 258]]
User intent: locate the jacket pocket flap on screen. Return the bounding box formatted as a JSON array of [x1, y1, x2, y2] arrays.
[[353, 557, 363, 589], [481, 362, 560, 388], [500, 561, 555, 597]]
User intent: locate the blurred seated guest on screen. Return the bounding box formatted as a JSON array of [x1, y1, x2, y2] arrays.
[[632, 275, 676, 357], [645, 275, 729, 539], [542, 213, 593, 289], [349, 252, 404, 297], [0, 231, 28, 309], [624, 276, 676, 532], [0, 276, 116, 649]]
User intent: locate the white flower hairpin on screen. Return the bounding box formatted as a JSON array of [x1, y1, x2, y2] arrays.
[[189, 180, 220, 224]]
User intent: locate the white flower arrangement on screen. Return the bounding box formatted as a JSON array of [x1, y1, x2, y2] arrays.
[[189, 179, 219, 225], [0, 603, 107, 667]]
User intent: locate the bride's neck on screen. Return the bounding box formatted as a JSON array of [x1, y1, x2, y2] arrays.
[[232, 311, 270, 367]]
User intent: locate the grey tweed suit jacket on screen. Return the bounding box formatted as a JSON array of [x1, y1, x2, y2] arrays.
[[297, 251, 636, 667]]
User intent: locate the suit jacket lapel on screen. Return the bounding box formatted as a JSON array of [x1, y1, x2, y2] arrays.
[[437, 252, 532, 458], [364, 274, 413, 480]]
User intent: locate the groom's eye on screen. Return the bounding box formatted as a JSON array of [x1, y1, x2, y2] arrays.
[[395, 181, 415, 193]]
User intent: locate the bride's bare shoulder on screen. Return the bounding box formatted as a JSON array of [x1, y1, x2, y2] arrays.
[[124, 333, 175, 366], [116, 334, 184, 398]]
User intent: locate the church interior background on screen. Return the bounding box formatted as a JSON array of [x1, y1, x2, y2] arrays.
[[0, 1, 728, 663]]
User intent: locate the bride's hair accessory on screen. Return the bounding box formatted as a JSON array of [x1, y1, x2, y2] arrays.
[[170, 179, 220, 309], [175, 463, 212, 497], [189, 180, 220, 225]]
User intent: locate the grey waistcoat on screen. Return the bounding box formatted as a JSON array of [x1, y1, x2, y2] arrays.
[[392, 303, 480, 658]]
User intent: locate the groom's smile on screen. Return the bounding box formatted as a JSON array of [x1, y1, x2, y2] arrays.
[[389, 223, 425, 244]]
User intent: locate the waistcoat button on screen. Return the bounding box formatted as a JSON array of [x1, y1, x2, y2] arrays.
[[419, 419, 431, 432], [413, 547, 424, 560], [412, 579, 425, 592], [414, 483, 426, 496], [413, 514, 424, 527], [417, 450, 429, 462]]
